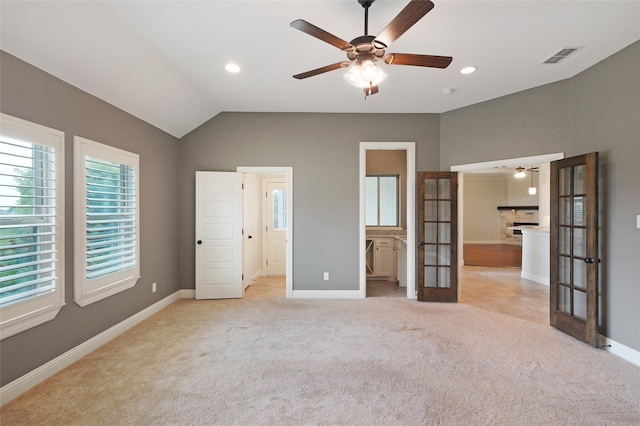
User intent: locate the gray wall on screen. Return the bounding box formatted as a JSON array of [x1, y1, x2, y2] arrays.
[[569, 41, 640, 349], [178, 113, 440, 291], [0, 52, 181, 386], [441, 41, 640, 351], [463, 176, 507, 243]]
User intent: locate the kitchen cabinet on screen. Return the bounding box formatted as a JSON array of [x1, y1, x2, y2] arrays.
[[365, 237, 394, 277], [374, 238, 393, 277]]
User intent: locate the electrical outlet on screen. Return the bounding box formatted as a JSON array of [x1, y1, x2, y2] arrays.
[[152, 282, 157, 293], [323, 272, 329, 280]]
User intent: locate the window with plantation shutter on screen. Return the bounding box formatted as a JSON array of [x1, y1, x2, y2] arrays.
[[74, 137, 139, 306], [0, 114, 65, 340]]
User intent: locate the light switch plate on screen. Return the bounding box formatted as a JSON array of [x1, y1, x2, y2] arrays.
[[637, 215, 640, 229]]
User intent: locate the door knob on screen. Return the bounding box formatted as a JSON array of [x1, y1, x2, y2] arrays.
[[418, 242, 426, 247], [197, 240, 202, 245], [584, 257, 601, 264]]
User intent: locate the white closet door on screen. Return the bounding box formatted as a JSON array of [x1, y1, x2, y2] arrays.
[[195, 171, 243, 299]]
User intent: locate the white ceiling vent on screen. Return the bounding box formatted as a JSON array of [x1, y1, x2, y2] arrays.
[[542, 46, 584, 65]]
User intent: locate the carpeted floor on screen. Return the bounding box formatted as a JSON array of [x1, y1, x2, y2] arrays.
[[1, 277, 638, 425]]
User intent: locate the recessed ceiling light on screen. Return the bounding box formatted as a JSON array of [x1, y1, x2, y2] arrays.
[[442, 88, 453, 95], [225, 63, 241, 73], [460, 66, 477, 75]]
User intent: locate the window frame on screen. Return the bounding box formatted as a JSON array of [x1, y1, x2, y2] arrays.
[[365, 174, 401, 228], [73, 136, 140, 307], [0, 113, 65, 340]]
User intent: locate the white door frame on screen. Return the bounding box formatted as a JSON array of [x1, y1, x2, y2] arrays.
[[359, 142, 416, 299], [237, 166, 293, 298], [450, 152, 564, 271]]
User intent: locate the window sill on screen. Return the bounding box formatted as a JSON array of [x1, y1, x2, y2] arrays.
[[1, 301, 65, 340], [74, 275, 140, 307]]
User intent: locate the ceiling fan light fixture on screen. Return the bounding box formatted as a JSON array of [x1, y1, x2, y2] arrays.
[[514, 167, 526, 178], [361, 60, 379, 81], [343, 62, 387, 88]]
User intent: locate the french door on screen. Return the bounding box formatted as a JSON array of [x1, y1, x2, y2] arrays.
[[550, 152, 599, 346], [417, 172, 458, 302]]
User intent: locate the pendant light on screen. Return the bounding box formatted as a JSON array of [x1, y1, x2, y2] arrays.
[[528, 167, 537, 195]]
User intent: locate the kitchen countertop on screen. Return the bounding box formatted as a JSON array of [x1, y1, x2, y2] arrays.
[[366, 230, 407, 242]]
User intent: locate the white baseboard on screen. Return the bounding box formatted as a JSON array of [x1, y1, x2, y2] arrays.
[[0, 291, 181, 406], [600, 335, 640, 367], [252, 270, 263, 281], [292, 290, 362, 299], [521, 271, 550, 286], [180, 289, 195, 299]]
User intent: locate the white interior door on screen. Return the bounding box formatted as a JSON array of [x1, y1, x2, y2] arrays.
[[265, 181, 286, 276], [195, 171, 243, 299]]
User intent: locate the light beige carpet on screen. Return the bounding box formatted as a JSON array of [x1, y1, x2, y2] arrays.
[[2, 281, 639, 425]]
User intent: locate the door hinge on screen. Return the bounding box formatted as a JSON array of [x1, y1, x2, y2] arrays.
[[242, 183, 244, 189], [266, 259, 269, 266], [242, 274, 244, 280], [242, 228, 244, 235]]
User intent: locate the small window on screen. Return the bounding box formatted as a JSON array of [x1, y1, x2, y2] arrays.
[[272, 189, 287, 230], [366, 175, 399, 227], [0, 114, 65, 339], [74, 136, 139, 306]]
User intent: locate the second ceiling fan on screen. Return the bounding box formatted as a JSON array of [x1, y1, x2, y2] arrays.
[[291, 0, 453, 97]]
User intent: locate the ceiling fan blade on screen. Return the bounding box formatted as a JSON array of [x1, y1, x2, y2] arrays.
[[293, 62, 351, 80], [384, 53, 452, 68], [375, 0, 434, 48], [290, 19, 352, 50]]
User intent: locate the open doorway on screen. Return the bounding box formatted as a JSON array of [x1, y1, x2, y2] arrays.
[[359, 142, 416, 299], [237, 166, 293, 299], [451, 153, 563, 323]]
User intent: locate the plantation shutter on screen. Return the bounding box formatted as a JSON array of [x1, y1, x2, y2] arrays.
[[84, 157, 137, 280], [0, 139, 59, 306]]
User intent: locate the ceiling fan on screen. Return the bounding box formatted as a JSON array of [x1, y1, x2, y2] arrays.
[[290, 0, 453, 97]]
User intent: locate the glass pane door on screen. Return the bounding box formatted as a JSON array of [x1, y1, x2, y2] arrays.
[[417, 172, 458, 302], [550, 153, 599, 346]]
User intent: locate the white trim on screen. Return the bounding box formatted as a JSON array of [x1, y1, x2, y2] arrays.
[[450, 152, 565, 173], [73, 136, 140, 307], [0, 291, 181, 406], [600, 335, 640, 367], [180, 289, 196, 299], [0, 113, 66, 340], [237, 166, 293, 298], [359, 142, 416, 300], [292, 290, 361, 299]]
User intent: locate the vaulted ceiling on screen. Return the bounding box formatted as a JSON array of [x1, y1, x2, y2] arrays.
[[2, 1, 639, 138]]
